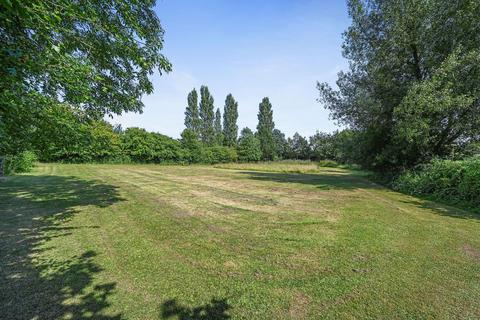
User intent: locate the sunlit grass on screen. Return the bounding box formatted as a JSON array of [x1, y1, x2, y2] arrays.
[[1, 163, 479, 319]]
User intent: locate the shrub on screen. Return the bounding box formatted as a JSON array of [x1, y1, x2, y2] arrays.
[[317, 159, 339, 167], [393, 158, 480, 210], [200, 146, 237, 164], [3, 151, 37, 175], [237, 130, 262, 162], [121, 128, 185, 163]]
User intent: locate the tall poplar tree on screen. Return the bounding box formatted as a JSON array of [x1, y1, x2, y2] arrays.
[[199, 85, 215, 145], [214, 108, 223, 145], [256, 97, 275, 160], [184, 89, 199, 134], [222, 94, 239, 147]]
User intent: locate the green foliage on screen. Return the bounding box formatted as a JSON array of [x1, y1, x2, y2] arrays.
[[393, 49, 480, 166], [1, 0, 171, 117], [184, 89, 200, 134], [3, 102, 241, 166], [3, 151, 37, 175], [181, 129, 236, 164], [200, 146, 237, 164], [121, 128, 185, 163], [287, 132, 311, 160], [32, 104, 122, 163], [237, 127, 262, 162], [256, 97, 275, 160], [317, 159, 338, 168], [214, 108, 223, 145], [1, 0, 171, 165], [309, 131, 335, 161], [454, 141, 480, 160], [199, 86, 215, 146], [222, 94, 239, 147], [272, 129, 288, 160], [317, 159, 361, 171], [181, 129, 203, 163], [393, 158, 480, 211], [318, 0, 480, 171]]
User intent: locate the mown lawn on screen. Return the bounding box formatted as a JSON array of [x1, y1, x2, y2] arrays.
[[1, 163, 479, 319]]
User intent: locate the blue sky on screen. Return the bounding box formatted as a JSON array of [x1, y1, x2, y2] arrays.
[[109, 0, 350, 138]]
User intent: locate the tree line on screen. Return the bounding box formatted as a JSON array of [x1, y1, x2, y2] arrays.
[[2, 80, 358, 173], [181, 86, 360, 163], [2, 0, 478, 179]]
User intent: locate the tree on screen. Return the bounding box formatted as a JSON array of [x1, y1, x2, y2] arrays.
[[393, 49, 480, 165], [181, 128, 202, 163], [199, 86, 215, 145], [222, 94, 239, 147], [122, 128, 184, 163], [317, 0, 480, 170], [214, 108, 223, 145], [237, 128, 261, 162], [256, 97, 275, 160], [30, 104, 122, 163], [309, 131, 335, 160], [272, 129, 288, 159], [1, 0, 171, 117], [1, 0, 171, 158], [289, 133, 310, 160], [185, 89, 200, 134]]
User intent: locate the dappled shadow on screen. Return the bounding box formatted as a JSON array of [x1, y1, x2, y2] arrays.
[[160, 298, 231, 320], [0, 175, 124, 319], [240, 170, 380, 190], [400, 198, 480, 221]]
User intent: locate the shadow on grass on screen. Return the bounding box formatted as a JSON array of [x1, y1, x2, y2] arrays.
[[160, 298, 231, 320], [240, 170, 379, 190], [0, 175, 124, 320], [400, 198, 480, 221], [241, 170, 480, 220]]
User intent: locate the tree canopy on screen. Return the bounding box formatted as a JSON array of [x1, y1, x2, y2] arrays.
[[237, 127, 261, 162], [185, 89, 200, 134], [214, 108, 223, 145], [1, 0, 171, 157], [199, 86, 215, 146], [1, 0, 171, 117], [222, 94, 239, 147], [318, 0, 480, 170], [256, 97, 275, 160]]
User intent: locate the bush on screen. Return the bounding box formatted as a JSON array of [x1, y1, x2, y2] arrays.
[[3, 151, 37, 175], [122, 128, 185, 163], [317, 159, 339, 167], [200, 146, 237, 164], [237, 131, 262, 162], [393, 158, 480, 210], [34, 104, 123, 163]]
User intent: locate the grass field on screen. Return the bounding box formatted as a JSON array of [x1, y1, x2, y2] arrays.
[[1, 163, 479, 319]]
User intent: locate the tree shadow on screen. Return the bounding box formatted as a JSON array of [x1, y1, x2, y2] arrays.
[[240, 171, 480, 220], [160, 298, 231, 320], [400, 198, 480, 221], [0, 175, 125, 319], [239, 170, 380, 190]]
